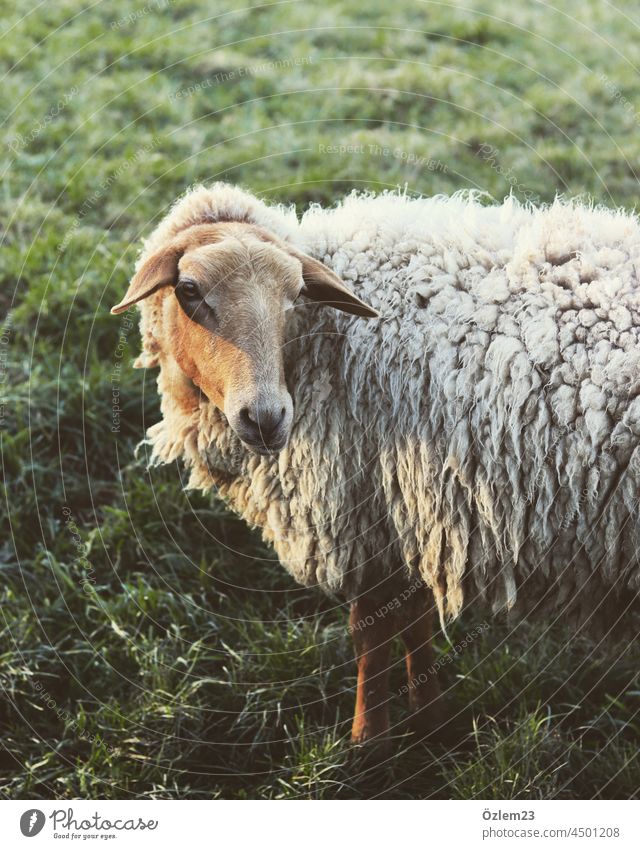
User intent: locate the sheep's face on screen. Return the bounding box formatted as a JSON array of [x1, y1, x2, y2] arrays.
[[112, 221, 378, 455], [170, 237, 299, 454]]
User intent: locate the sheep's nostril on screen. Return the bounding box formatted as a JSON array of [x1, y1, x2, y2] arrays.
[[257, 411, 281, 438], [237, 404, 286, 443], [233, 401, 291, 452], [239, 407, 255, 428]]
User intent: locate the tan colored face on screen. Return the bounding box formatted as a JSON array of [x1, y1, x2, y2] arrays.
[[168, 236, 300, 453], [112, 220, 379, 455]]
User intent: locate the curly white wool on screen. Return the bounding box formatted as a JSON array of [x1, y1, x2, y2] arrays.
[[135, 182, 640, 626]]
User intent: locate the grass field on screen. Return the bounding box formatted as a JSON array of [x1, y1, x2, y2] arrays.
[[2, 0, 640, 799]]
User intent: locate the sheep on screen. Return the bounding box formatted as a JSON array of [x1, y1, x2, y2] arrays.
[[112, 182, 640, 748]]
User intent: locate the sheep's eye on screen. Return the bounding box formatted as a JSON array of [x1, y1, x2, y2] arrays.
[[179, 280, 200, 299]]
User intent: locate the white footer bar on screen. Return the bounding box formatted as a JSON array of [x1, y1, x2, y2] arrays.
[[0, 800, 638, 848]]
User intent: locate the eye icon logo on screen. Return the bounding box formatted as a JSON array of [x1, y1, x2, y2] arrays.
[[20, 810, 45, 837]]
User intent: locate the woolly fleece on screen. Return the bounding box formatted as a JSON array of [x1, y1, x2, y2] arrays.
[[133, 183, 640, 625]]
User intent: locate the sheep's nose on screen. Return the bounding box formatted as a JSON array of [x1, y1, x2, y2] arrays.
[[238, 403, 287, 443]]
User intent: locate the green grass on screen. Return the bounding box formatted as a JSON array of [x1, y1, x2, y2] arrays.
[[2, 0, 640, 798]]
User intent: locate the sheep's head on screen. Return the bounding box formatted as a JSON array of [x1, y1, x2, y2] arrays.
[[112, 221, 378, 455]]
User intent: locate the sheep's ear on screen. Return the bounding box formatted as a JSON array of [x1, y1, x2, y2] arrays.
[[296, 252, 379, 318], [242, 224, 379, 318], [111, 224, 228, 315], [111, 246, 181, 315]]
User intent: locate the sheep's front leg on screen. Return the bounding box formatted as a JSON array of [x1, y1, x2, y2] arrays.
[[350, 596, 394, 748], [399, 588, 442, 734]]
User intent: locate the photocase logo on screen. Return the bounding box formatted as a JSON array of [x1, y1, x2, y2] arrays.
[[20, 810, 45, 837]]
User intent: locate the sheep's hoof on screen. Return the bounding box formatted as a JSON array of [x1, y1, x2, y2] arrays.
[[404, 699, 445, 741], [350, 735, 393, 764], [350, 726, 393, 762]]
